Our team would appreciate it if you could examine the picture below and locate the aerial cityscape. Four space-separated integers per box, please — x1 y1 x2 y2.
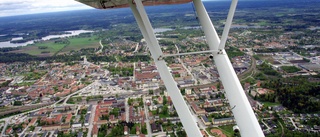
0 0 319 137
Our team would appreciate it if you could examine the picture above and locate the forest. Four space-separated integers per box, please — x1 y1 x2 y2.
260 77 320 113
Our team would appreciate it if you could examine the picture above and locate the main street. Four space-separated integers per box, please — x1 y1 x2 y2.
143 96 152 137
174 44 198 85
87 105 97 137
62 81 99 105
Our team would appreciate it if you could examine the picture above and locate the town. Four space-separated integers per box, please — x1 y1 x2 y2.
0 0 319 137
0 29 320 136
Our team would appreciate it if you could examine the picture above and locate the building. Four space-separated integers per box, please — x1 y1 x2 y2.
124 126 128 135
190 102 206 115
200 115 211 126
186 88 192 95
72 123 82 128
151 123 161 133
212 117 235 126
84 113 90 126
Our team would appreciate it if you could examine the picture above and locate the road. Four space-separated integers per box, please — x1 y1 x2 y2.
174 44 198 85
288 117 298 129
125 98 129 122
261 120 272 131
63 81 98 105
1 118 9 136
19 124 30 137
97 40 103 53
133 43 139 53
278 121 284 137
87 105 97 137
143 96 152 137
239 56 257 81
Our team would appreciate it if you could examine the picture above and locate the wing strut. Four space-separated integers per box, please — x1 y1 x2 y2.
193 0 264 136
129 0 203 136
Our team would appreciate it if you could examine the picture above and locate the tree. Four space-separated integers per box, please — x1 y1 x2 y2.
148 90 154 95
163 96 167 105
180 88 185 95
13 101 22 106
162 105 169 116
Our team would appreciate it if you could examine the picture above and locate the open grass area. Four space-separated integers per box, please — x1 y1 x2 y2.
13 41 66 56
11 35 100 56
59 36 100 54
218 125 236 137
262 101 281 107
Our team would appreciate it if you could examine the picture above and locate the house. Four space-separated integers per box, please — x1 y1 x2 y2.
190 102 206 115
72 123 82 128
5 127 12 135
77 132 83 137
65 113 72 123
200 115 211 126
109 115 118 124
158 96 163 104
124 126 128 135
136 125 140 135
92 124 98 137
87 105 92 113
151 123 161 133
42 125 61 131
28 118 37 127
186 88 192 95
61 123 70 130
84 114 90 126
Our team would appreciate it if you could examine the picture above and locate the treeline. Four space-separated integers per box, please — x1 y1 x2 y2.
254 48 288 53
0 53 80 63
0 47 21 52
108 66 134 77
261 77 320 113
226 46 245 58
0 52 150 63
257 62 280 76
118 55 151 62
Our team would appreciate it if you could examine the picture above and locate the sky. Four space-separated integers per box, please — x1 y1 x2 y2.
0 0 91 17
0 0 223 17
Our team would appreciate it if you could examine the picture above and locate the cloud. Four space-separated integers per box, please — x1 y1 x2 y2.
0 0 91 17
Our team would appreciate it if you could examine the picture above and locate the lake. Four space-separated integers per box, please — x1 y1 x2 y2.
0 30 94 48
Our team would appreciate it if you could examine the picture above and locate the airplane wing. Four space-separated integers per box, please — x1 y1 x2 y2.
75 0 192 9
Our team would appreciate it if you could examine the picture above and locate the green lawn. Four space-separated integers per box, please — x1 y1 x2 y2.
218 125 236 137
281 66 301 73
59 36 100 54
19 41 65 56
263 101 281 107
14 36 101 56
258 20 268 26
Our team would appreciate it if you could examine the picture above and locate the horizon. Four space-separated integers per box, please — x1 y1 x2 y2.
0 0 277 18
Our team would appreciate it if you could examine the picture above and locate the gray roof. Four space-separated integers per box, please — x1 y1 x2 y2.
85 113 90 122
214 117 234 122
201 115 210 122
77 132 83 137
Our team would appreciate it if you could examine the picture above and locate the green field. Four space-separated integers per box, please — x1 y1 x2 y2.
59 36 100 54
15 41 66 56
262 101 281 107
11 35 101 56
